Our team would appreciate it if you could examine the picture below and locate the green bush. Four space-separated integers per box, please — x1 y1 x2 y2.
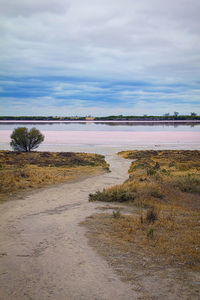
89 187 135 202
10 127 44 152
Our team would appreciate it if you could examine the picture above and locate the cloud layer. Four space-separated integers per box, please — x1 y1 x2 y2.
0 0 200 115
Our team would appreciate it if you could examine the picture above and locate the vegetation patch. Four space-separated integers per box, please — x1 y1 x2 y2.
0 151 109 201
89 184 136 203
83 209 200 299
87 150 200 273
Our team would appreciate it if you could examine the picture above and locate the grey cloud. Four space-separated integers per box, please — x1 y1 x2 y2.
0 0 200 113
0 0 69 17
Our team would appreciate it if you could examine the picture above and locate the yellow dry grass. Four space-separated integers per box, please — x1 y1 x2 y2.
88 150 200 270
83 210 200 268
0 150 109 201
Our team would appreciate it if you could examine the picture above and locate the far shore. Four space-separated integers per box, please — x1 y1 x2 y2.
0 119 200 124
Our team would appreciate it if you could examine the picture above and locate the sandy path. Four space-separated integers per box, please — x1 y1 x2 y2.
0 154 139 300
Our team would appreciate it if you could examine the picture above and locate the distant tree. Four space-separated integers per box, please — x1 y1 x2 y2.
10 127 44 152
164 113 170 117
174 112 179 116
191 112 197 116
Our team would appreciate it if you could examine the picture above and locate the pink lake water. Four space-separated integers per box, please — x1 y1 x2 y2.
0 122 200 154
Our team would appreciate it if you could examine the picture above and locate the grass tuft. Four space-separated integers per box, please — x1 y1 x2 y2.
113 208 121 219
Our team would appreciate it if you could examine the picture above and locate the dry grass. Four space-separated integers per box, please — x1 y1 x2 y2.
83 209 200 269
82 211 200 299
88 150 200 271
0 150 109 201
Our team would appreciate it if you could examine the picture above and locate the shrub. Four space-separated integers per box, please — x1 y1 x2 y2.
147 168 156 176
113 209 121 218
10 127 44 152
89 187 135 202
150 188 164 199
161 168 168 174
154 162 160 169
146 207 158 223
89 190 103 202
168 161 175 168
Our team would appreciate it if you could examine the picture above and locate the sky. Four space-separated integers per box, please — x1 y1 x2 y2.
0 0 200 116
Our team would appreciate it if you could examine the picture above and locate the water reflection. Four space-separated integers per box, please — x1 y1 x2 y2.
93 121 199 127
0 121 199 132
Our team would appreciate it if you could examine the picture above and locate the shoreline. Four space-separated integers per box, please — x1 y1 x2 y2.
0 119 200 124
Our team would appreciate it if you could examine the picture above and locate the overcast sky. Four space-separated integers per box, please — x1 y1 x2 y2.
0 0 200 116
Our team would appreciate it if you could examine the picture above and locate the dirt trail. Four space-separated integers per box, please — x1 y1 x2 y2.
0 154 140 300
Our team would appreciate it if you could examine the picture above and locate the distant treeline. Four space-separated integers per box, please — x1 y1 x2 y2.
0 116 86 121
94 115 200 121
0 115 200 121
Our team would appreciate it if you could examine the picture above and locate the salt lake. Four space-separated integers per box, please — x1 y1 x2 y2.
0 121 200 154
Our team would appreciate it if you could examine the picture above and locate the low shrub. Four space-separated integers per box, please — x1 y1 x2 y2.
113 209 121 218
161 168 168 174
147 168 157 176
146 207 158 223
150 188 164 199
89 186 135 202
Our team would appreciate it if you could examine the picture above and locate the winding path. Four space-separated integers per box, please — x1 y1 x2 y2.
0 154 139 300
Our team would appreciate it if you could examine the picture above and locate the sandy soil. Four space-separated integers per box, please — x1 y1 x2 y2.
0 154 141 300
